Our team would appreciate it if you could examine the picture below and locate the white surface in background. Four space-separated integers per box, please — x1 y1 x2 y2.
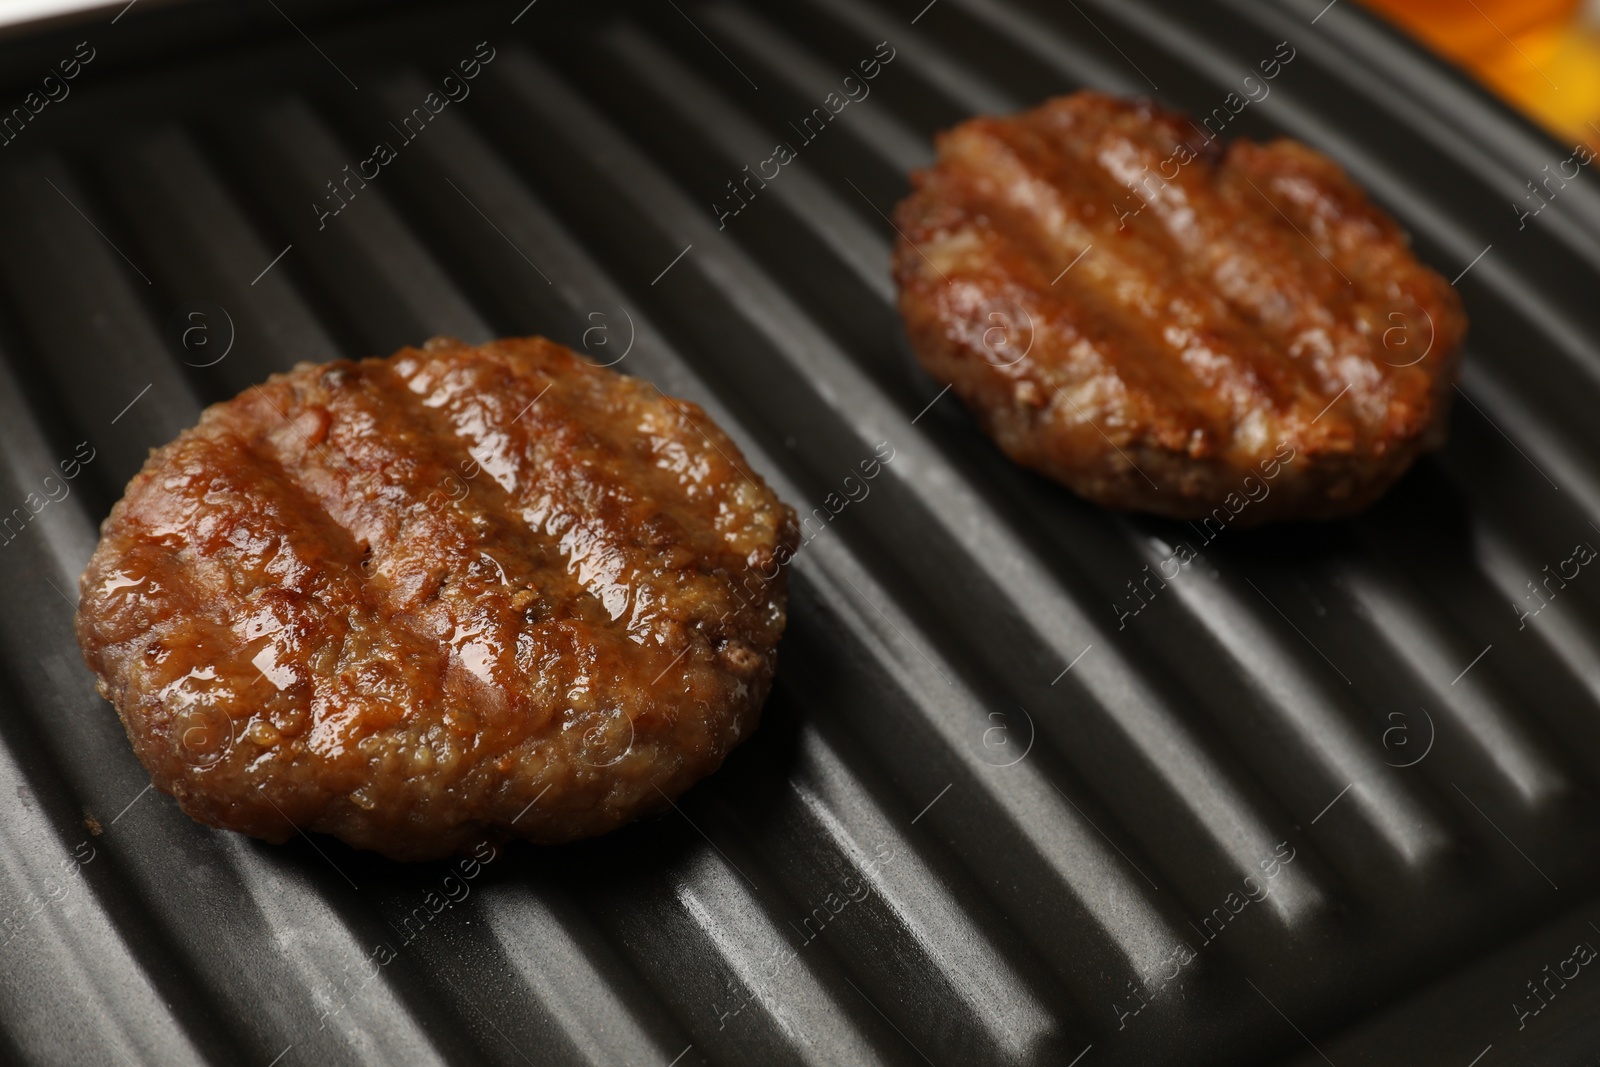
0 0 115 30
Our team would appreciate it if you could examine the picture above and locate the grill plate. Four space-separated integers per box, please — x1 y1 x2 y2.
0 0 1597 1063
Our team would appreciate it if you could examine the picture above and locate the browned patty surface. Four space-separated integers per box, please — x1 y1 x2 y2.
893 91 1467 524
76 336 796 861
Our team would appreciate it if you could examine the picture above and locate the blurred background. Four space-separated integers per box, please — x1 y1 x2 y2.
5 0 1600 144
1360 0 1600 145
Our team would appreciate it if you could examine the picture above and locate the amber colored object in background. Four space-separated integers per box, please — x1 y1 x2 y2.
1361 0 1600 145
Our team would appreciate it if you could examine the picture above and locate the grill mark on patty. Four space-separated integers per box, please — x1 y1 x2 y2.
75 337 795 859
1170 154 1365 359
291 358 650 756
400 339 782 649
1052 101 1359 344
495 342 759 564
919 97 1464 462
246 339 765 718
379 343 726 732
1220 143 1465 403
212 420 455 751
392 341 753 664
261 358 606 640
366 353 622 628
1184 143 1455 444
891 91 1465 523
938 124 1219 425
1055 102 1445 418
394 343 667 633
95 422 449 817
945 154 1230 452
964 111 1334 424
220 365 574 763
117 425 378 679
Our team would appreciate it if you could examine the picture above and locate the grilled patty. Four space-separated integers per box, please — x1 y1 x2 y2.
893 91 1466 524
76 336 795 861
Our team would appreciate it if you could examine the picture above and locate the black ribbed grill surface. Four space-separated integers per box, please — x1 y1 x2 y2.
2 1 1599 1064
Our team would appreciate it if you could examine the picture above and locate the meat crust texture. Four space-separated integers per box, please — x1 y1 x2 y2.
893 91 1466 524
75 336 797 861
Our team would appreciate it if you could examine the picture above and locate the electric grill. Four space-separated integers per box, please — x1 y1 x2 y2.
0 0 1597 1063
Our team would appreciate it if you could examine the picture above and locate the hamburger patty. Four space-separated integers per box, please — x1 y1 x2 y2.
76 336 796 861
893 91 1466 524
